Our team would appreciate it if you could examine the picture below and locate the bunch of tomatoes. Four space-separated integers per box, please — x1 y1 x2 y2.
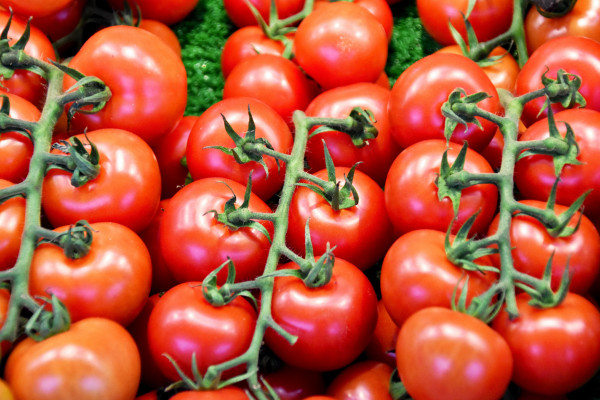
1 0 600 399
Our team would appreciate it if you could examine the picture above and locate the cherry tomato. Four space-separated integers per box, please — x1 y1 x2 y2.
5 318 141 400
363 299 399 367
397 307 513 400
223 0 305 28
326 360 394 400
0 180 25 271
107 0 200 25
492 292 600 395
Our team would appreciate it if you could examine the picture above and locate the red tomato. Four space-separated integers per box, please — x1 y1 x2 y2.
223 54 317 128
147 282 257 382
64 25 187 145
264 258 378 371
363 299 399 367
488 199 600 294
107 0 200 25
260 365 326 400
384 139 498 237
0 288 11 356
138 19 182 56
326 360 394 400
516 36 600 126
28 0 85 42
294 2 388 90
416 0 513 46
380 229 497 327
0 180 25 271
353 0 394 42
492 292 600 395
397 307 513 400
5 318 141 400
388 52 501 152
42 129 161 233
0 0 73 17
286 167 394 271
223 0 305 28
304 82 400 186
170 388 251 400
186 97 293 201
159 178 274 284
514 109 600 226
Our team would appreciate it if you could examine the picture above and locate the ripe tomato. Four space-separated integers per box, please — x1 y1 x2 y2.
492 292 600 395
0 288 11 356
223 0 305 28
397 307 513 400
352 0 394 42
138 19 182 57
170 388 251 400
326 360 394 400
304 82 400 187
363 299 399 367
0 0 73 17
416 0 513 46
159 178 273 285
147 282 257 382
5 318 141 400
286 167 394 271
186 97 293 201
294 2 388 90
388 52 501 152
42 128 161 233
516 36 600 127
107 0 200 26
0 180 25 271
488 199 600 294
27 0 85 43
384 139 498 237
259 364 326 400
264 258 378 372
64 25 187 146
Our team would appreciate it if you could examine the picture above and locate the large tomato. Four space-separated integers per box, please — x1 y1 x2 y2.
0 180 25 271
388 52 501 152
397 307 513 400
159 178 273 285
492 292 600 395
326 360 394 400
264 258 378 371
64 25 187 145
294 2 388 90
147 282 257 382
516 36 600 127
5 318 141 400
42 128 162 233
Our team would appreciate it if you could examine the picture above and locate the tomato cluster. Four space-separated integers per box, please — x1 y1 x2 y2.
1 0 600 399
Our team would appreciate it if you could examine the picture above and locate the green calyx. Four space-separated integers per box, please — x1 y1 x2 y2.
47 135 101 187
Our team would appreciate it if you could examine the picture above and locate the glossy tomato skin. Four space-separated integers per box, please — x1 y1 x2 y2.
29 222 152 326
65 25 187 146
363 299 399 367
186 97 292 201
42 129 161 233
159 178 273 285
223 54 316 128
384 139 498 237
147 282 257 382
352 0 394 42
107 0 199 25
294 2 388 90
0 288 11 356
287 167 394 271
5 318 141 400
138 19 182 56
28 0 85 43
514 109 600 226
488 200 600 294
417 0 513 46
223 0 305 28
326 360 394 400
264 258 378 372
0 180 25 271
0 0 73 17
388 52 501 152
516 36 600 126
170 388 250 400
304 82 400 186
380 229 497 327
492 293 600 395
397 307 513 400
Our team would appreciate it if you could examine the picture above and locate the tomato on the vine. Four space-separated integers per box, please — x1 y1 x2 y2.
0 180 25 272
223 0 305 28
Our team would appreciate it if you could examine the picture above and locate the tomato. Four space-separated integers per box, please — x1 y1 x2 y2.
0 378 13 400
384 140 498 237
524 0 600 54
363 299 399 367
294 2 388 90
0 0 73 17
388 52 501 152
170 388 251 400
0 11 56 107
353 0 394 42
138 19 182 57
264 258 378 371
28 0 85 43
223 54 317 128
64 25 187 146
260 365 326 400
326 360 394 400
0 180 25 271
514 109 600 227
147 282 257 382
516 36 600 127
159 178 273 285
492 292 600 395
0 288 11 357
304 82 400 187
186 97 293 201
488 199 600 294
380 229 497 327
107 0 200 25
223 0 305 28
286 167 394 271
397 307 513 400
42 128 161 233
416 0 513 46
5 318 141 400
